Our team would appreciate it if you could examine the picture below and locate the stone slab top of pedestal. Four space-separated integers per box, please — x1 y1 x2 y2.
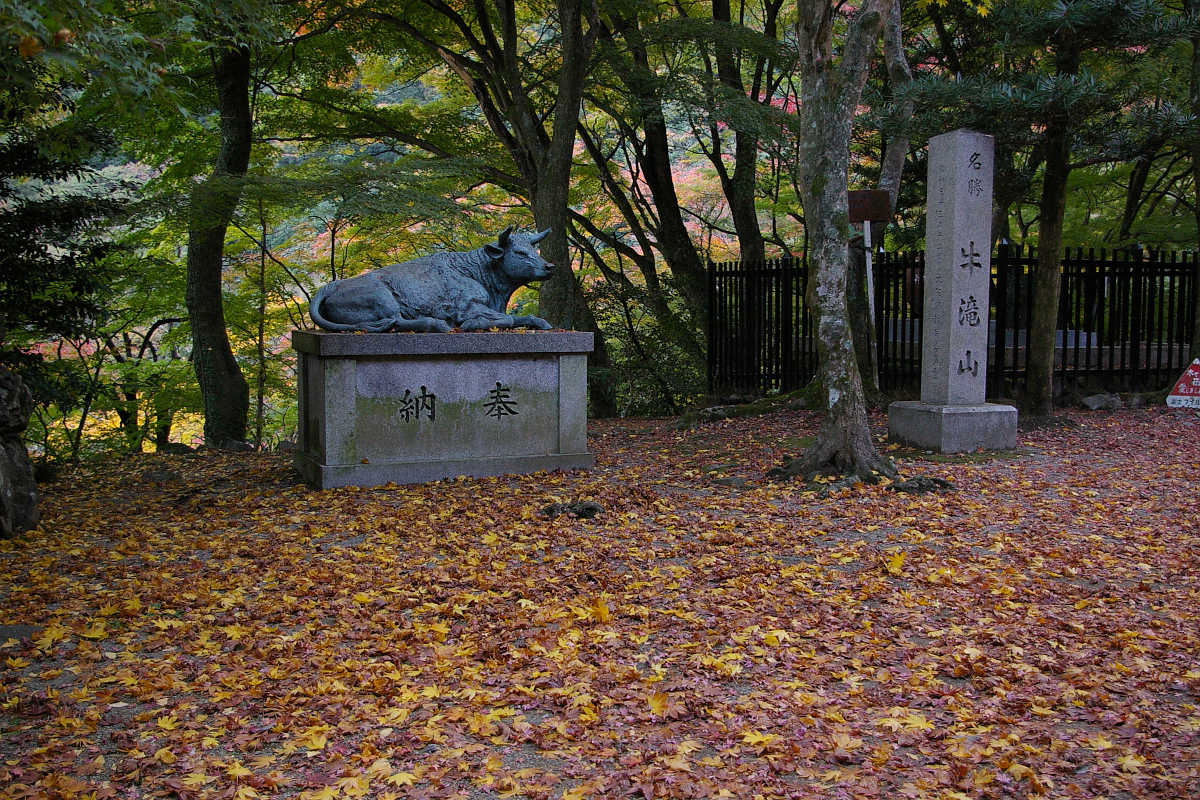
292 329 594 357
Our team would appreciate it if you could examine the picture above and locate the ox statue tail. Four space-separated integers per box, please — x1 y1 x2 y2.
309 282 394 332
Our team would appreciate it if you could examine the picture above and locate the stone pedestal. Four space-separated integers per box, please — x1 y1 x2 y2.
292 331 593 488
888 129 1017 452
888 402 1017 452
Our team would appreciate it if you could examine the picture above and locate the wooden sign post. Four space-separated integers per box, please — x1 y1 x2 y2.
848 189 892 322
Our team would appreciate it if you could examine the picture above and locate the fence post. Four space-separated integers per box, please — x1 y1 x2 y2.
1130 248 1143 391
780 257 794 391
991 244 1008 399
1191 251 1200 359
707 261 716 395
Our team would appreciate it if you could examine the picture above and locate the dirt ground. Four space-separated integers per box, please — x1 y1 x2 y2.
1 407 1198 799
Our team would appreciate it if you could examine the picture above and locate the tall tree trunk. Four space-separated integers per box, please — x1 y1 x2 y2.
1025 121 1070 417
186 44 251 447
785 0 896 481
1024 50 1080 417
529 0 617 416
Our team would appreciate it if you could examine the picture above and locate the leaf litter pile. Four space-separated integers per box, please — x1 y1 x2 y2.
2 408 1198 799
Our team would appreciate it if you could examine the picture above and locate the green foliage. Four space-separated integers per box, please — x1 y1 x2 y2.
871 0 1196 250
586 276 704 417
0 54 127 366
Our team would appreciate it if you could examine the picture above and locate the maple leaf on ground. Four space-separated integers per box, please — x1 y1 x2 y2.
761 628 789 646
830 731 863 755
181 772 215 788
1117 752 1148 773
882 550 906 576
34 623 70 651
79 621 107 640
741 730 778 747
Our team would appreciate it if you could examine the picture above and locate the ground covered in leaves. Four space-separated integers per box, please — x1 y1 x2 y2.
2 408 1199 799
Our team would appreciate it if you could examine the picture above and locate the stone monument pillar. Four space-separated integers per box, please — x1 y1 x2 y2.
888 129 1018 452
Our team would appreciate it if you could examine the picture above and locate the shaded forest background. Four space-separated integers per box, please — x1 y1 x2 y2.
4 0 1200 467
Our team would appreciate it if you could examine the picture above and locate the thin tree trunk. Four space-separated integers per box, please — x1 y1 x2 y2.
186 44 252 447
608 15 709 324
154 394 174 450
848 0 913 401
1119 151 1156 242
1025 125 1070 417
529 0 617 416
371 0 617 414
1025 101 1081 415
1024 44 1081 417
68 342 107 464
711 0 767 265
256 199 268 449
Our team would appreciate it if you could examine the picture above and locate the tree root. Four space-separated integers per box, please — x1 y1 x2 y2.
767 419 897 484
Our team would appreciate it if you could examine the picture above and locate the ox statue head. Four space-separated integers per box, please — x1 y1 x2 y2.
484 226 555 283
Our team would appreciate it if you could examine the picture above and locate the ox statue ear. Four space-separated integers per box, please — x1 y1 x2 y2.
530 229 551 244
484 242 504 261
496 225 514 249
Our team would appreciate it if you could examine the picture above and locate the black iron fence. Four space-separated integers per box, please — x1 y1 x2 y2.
708 245 1199 398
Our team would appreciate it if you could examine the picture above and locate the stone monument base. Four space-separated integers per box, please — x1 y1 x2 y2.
292 331 593 489
887 401 1018 453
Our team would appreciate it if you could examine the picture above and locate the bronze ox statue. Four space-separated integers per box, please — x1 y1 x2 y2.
309 227 555 332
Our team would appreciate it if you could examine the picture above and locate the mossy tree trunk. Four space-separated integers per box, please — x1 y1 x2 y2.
790 0 896 481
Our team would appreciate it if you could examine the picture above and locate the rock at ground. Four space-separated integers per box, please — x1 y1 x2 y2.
712 476 749 488
141 469 182 485
676 405 735 428
0 368 38 537
1081 392 1123 411
887 476 956 494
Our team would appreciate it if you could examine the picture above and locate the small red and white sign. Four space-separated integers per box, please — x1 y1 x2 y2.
1167 358 1200 408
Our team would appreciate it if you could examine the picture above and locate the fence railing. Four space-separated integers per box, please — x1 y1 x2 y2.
708 245 1199 398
